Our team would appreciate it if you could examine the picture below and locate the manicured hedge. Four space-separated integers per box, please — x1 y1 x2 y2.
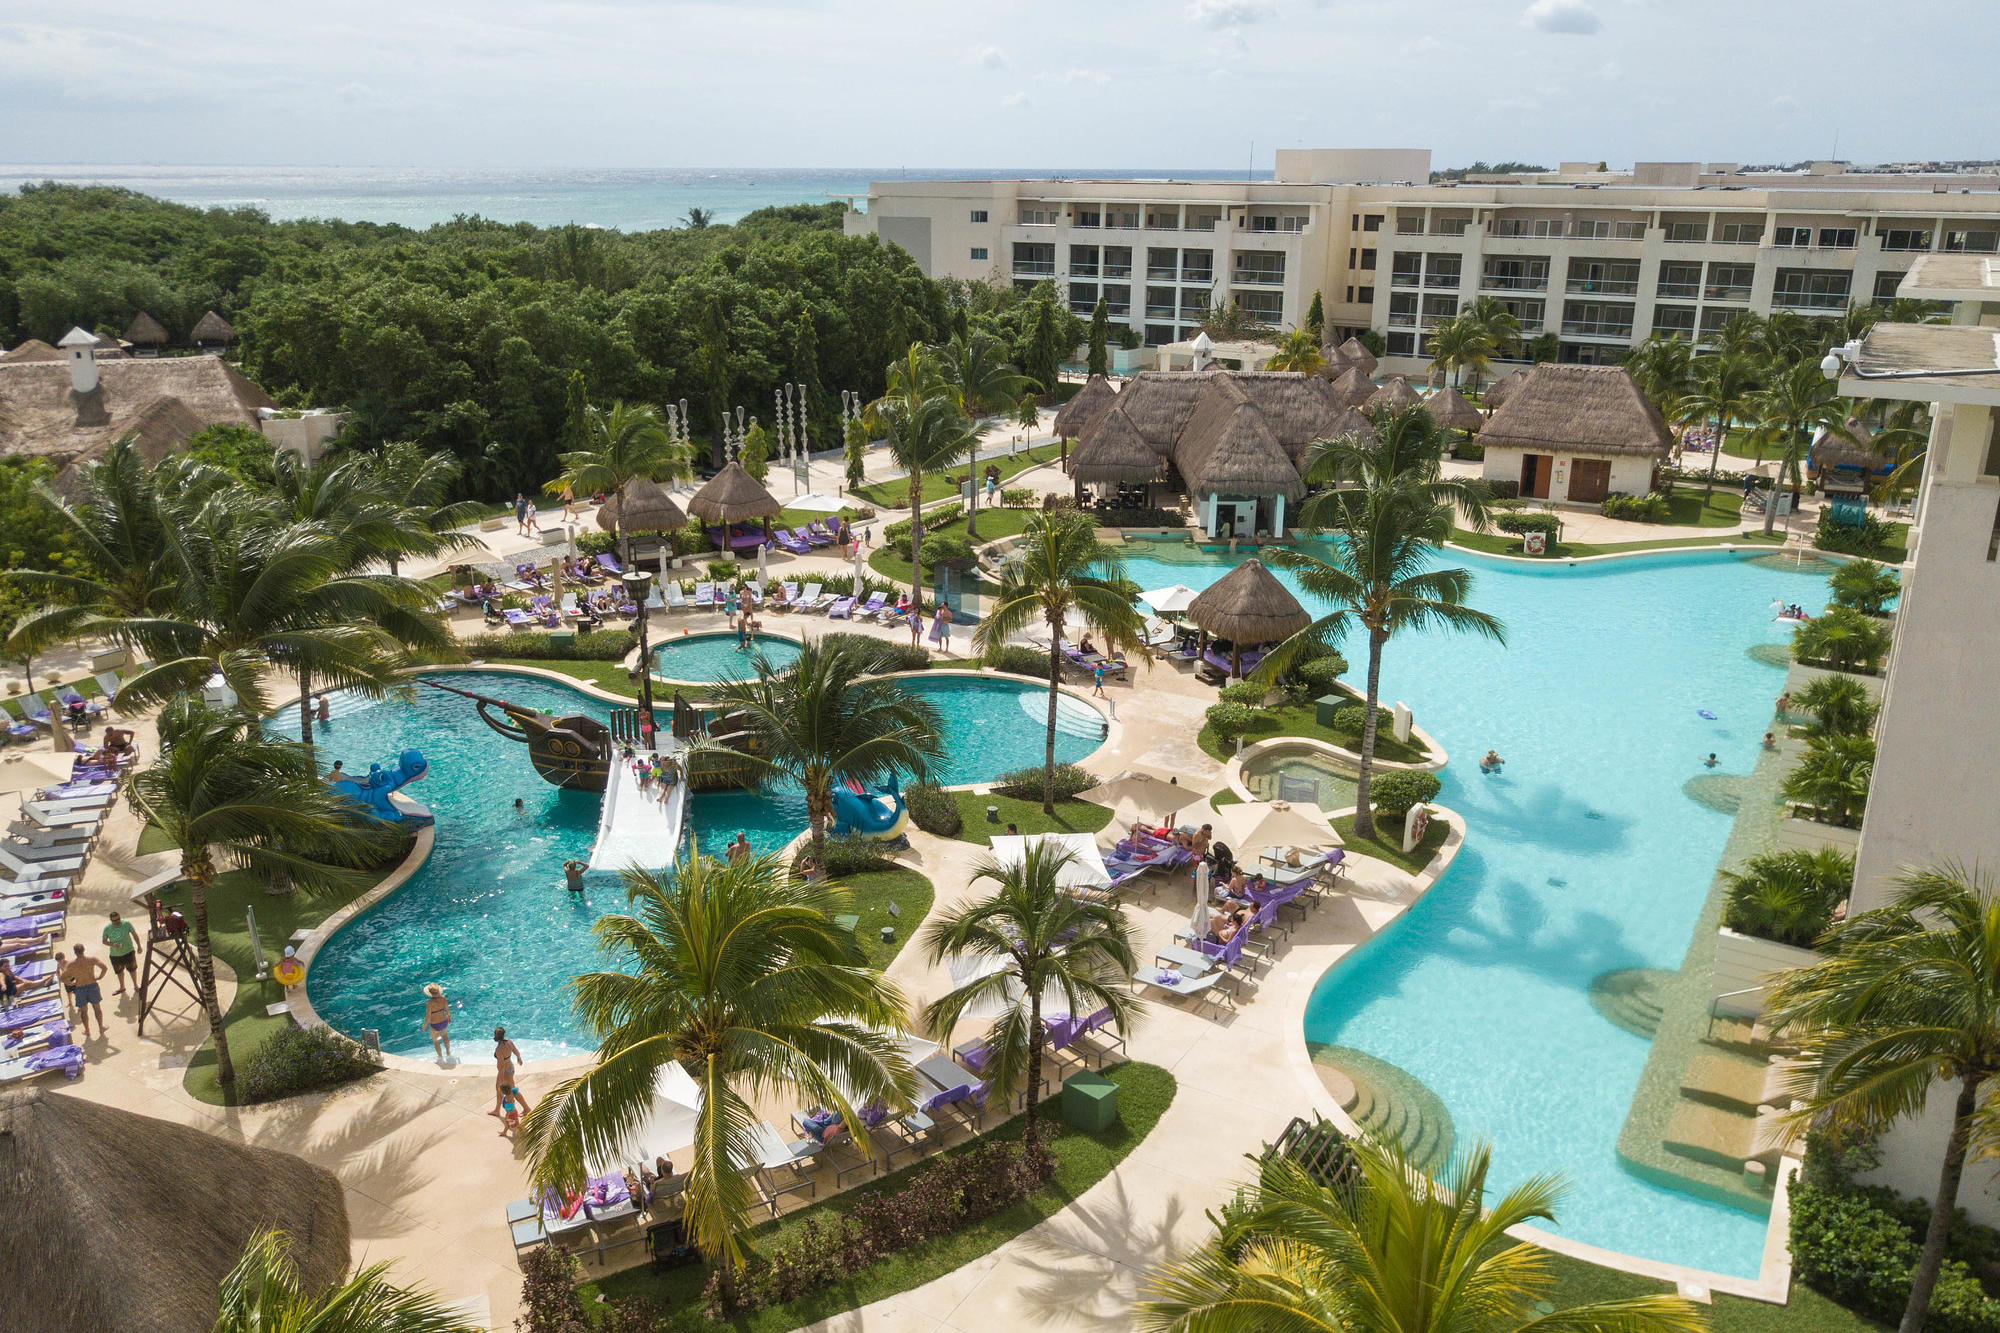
1369 770 1441 819
993 763 1097 800
903 781 962 837
239 1024 380 1103
984 644 1054 678
464 628 635 661
1495 511 1560 536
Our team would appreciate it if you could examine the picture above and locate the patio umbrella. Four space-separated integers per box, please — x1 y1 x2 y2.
852 539 867 587
1214 798 1342 855
586 1061 705 1173
1191 860 1212 939
1078 769 1199 827
757 540 769 581
789 492 848 514
0 751 76 794
1138 584 1200 616
986 833 1112 888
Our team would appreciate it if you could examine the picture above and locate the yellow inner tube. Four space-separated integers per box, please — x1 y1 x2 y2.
274 958 306 986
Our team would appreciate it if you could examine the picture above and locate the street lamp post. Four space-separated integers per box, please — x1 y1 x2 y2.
625 569 656 747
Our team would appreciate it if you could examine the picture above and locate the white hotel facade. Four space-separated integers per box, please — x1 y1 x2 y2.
843 149 2000 376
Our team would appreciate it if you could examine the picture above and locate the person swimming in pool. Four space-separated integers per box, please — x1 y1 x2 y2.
1480 749 1505 773
1703 753 1719 767
1763 732 1777 750
563 859 588 894
513 797 526 817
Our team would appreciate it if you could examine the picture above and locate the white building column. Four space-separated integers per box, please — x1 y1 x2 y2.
1204 494 1219 537
1272 493 1286 539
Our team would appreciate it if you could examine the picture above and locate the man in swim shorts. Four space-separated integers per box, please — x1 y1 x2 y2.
61 943 108 1038
101 911 140 996
563 859 588 894
423 982 453 1061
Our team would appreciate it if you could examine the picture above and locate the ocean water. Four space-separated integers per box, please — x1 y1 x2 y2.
1117 544 1824 1278
0 164 1274 231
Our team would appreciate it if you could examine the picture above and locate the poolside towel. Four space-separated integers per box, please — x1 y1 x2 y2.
0 999 62 1031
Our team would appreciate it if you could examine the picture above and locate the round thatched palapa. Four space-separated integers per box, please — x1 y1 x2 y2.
1317 346 1353 381
124 311 170 346
1054 374 1118 440
1335 336 1379 378
1484 367 1529 412
1424 386 1484 432
686 460 783 523
1366 376 1422 411
190 310 235 345
0 1088 351 1333
1329 365 1375 407
1186 558 1310 646
597 475 688 534
1320 404 1377 444
1069 403 1163 485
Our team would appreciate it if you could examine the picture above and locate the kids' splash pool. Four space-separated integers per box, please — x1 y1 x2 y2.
653 631 801 682
1119 541 1826 1278
298 669 1102 1060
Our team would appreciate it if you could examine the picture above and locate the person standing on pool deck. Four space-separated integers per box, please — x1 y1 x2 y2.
62 944 108 1038
908 606 923 649
929 604 952 654
101 911 140 996
490 1027 528 1118
563 859 588 894
424 983 453 1062
514 492 528 535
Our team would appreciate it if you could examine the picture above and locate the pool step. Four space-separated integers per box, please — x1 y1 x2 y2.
1309 1044 1455 1174
1589 968 1675 1040
1746 642 1793 670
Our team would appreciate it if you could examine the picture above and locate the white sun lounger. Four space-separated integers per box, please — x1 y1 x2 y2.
0 845 82 877
1131 965 1235 1014
5 822 94 850
663 582 687 610
797 582 827 611
17 802 100 830
92 673 127 712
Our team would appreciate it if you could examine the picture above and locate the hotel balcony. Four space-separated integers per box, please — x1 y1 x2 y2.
1013 262 1056 277
1772 291 1850 311
1561 320 1635 339
1480 275 1547 292
1145 302 1178 318
1566 279 1639 296
1232 269 1286 286
1146 266 1178 281
1655 282 1701 299
1703 285 1753 302
1388 311 1417 328
1106 303 1131 318
1069 264 1099 278
1182 269 1214 285
1423 275 1461 289
1391 273 1421 289
1103 264 1132 279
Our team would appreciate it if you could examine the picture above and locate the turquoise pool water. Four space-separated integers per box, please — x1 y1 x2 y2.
299 670 1101 1060
1117 543 1826 1278
654 631 801 682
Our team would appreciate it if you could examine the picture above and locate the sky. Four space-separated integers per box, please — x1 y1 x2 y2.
2 0 1995 172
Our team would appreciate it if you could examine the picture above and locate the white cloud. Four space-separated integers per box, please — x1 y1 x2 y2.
1001 91 1031 108
1523 0 1600 34
971 43 1007 70
1400 34 1441 58
1034 67 1111 86
1184 0 1273 29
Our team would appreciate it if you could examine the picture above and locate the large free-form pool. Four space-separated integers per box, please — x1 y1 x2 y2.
1119 540 1824 1278
299 669 1102 1061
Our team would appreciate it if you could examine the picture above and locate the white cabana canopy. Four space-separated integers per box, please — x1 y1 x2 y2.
1213 798 1342 853
788 493 848 514
586 1061 704 1174
1138 584 1201 616
1078 769 1201 827
0 751 77 794
986 833 1112 889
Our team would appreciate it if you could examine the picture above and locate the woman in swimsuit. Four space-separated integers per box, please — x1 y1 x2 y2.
423 983 453 1062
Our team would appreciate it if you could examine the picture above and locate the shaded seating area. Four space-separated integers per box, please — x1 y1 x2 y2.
686 462 783 553
1184 558 1309 682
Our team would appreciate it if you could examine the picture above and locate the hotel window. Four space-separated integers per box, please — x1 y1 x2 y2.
1142 324 1176 346
1355 285 1374 304
1147 248 1178 281
1019 207 1056 226
1614 220 1647 239
1069 283 1098 315
1234 290 1284 322
1772 268 1851 310
969 247 988 261
1068 245 1099 277
1652 305 1697 339
1071 208 1100 228
1494 297 1543 333
1107 209 1139 230
1880 227 1932 252
969 209 988 223
1396 215 1425 235
1185 210 1221 232
1717 221 1763 244
1431 217 1469 236
1423 253 1461 288
1493 217 1564 238
1233 251 1287 285
1566 258 1639 295
1345 286 1354 303
1360 248 1376 269
1011 242 1055 275
1103 285 1131 316
1943 228 2000 253
1386 331 1416 356
1772 226 1812 248
1704 262 1754 300
1572 220 1612 239
1560 301 1635 337
1390 252 1422 287
1873 272 1906 304
1388 292 1419 327
1179 291 1207 319
1481 256 1548 291
1181 249 1213 282
1145 208 1180 230
1657 261 1703 299
1349 249 1357 268
1420 293 1458 326
1817 227 1858 249
1364 214 1383 231
1145 287 1177 318
1102 246 1133 278
1664 221 1708 242
1698 307 1736 337
1247 213 1281 233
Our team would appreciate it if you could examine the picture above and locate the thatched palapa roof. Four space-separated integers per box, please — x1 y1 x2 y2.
0 1088 351 1333
598 475 688 533
1174 376 1305 501
1335 337 1379 377
1483 367 1529 411
1320 405 1376 446
1054 374 1117 440
1187 558 1310 645
0 355 275 467
1329 365 1375 407
1480 364 1673 458
686 460 783 523
1366 376 1422 411
1810 417 1887 475
124 311 170 346
1069 403 1164 484
1423 386 1484 432
190 310 235 345
0 339 61 364
1318 346 1352 380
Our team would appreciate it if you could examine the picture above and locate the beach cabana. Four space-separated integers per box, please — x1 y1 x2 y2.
1366 375 1422 412
1334 336 1379 378
190 310 235 352
1054 374 1118 466
2 1088 351 1333
686 461 784 552
1478 364 1673 504
1424 386 1485 442
1068 402 1165 504
124 311 170 357
1185 557 1310 679
598 476 688 542
1329 365 1375 408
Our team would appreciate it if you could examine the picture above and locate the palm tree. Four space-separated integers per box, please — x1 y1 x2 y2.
1423 314 1493 390
1682 354 1761 500
546 401 689 569
1264 328 1326 375
973 510 1146 813
937 332 1029 540
361 441 486 575
920 840 1140 1163
866 344 979 611
1134 1136 1707 1333
1622 334 1695 427
1463 294 1524 378
1789 673 1878 738
1260 419 1503 839
213 1228 478 1333
707 636 946 871
1746 360 1852 533
683 206 714 229
1766 867 2000 1333
521 848 917 1292
130 700 395 1093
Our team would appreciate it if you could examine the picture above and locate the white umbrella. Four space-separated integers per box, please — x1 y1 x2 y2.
1139 584 1201 616
0 751 76 794
658 546 670 580
757 539 769 580
1192 860 1212 939
852 540 867 586
986 833 1112 888
1078 770 1199 827
1215 798 1342 855
587 1061 705 1173
789 492 849 514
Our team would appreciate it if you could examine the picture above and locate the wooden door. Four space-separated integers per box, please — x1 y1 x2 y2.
1568 458 1612 503
1520 453 1552 499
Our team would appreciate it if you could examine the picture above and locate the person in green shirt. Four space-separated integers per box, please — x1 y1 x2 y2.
101 912 140 996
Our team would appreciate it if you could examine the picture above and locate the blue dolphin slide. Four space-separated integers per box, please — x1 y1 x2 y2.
831 775 910 840
330 750 434 826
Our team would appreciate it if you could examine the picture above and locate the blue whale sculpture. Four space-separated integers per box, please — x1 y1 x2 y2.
331 749 433 826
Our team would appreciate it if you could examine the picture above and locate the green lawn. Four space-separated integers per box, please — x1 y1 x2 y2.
1541 1249 1882 1333
174 855 412 1105
1662 488 1747 527
866 505 1037 589
837 867 934 969
1196 697 1433 766
482 657 638 698
587 1061 1176 1331
950 791 1116 845
1333 810 1449 876
849 443 1067 510
1452 526 1788 560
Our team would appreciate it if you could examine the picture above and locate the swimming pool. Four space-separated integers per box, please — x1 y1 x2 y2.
654 631 801 683
1238 743 1360 811
299 669 1102 1060
1115 543 1826 1278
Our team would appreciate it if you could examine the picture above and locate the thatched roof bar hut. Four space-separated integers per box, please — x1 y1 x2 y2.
1186 557 1310 677
1424 386 1485 433
1483 367 1529 412
1329 365 1375 408
597 476 688 536
1366 375 1422 411
124 311 170 351
190 310 235 349
1053 374 1117 447
1479 365 1672 457
1335 336 1379 378
686 461 783 550
1068 403 1164 486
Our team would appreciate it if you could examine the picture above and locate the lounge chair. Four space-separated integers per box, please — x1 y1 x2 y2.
530 596 559 628
774 529 812 555
56 688 107 723
1661 1100 1796 1171
1132 964 1234 1014
32 785 114 807
1264 848 1344 889
854 592 887 620
596 553 624 576
690 583 714 611
0 1044 83 1083
1680 1053 1800 1112
5 820 94 850
3 714 35 743
664 582 687 611
20 802 101 830
802 522 835 547
797 582 827 611
1068 1006 1128 1065
503 607 533 629
826 596 856 619
17 697 53 731
0 845 81 878
0 916 65 946
0 835 87 863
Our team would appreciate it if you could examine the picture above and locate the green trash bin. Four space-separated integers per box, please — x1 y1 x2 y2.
1062 1069 1118 1132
